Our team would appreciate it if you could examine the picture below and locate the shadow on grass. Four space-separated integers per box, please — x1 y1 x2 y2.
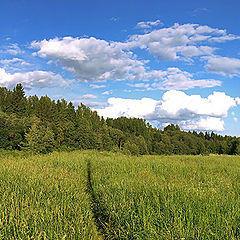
87 160 118 239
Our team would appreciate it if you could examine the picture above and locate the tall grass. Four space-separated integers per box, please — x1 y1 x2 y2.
0 151 101 240
0 150 239 239
89 152 240 239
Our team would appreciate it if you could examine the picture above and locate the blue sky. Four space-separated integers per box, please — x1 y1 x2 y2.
1 0 240 135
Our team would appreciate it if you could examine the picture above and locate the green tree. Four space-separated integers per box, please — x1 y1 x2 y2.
123 141 140 156
7 83 27 116
25 120 55 153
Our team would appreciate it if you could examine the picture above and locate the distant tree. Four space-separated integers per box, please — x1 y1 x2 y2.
0 83 240 156
0 111 9 148
25 120 55 153
7 83 27 116
123 141 140 156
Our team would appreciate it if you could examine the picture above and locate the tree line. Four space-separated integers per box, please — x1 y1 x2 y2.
0 84 239 155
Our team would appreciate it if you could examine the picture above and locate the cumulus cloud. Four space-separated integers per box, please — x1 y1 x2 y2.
30 23 240 91
181 117 224 131
150 67 221 90
136 20 163 29
96 97 158 119
204 56 240 76
126 67 220 90
128 23 239 60
96 90 239 131
31 36 147 82
31 36 221 90
0 68 69 89
149 90 237 120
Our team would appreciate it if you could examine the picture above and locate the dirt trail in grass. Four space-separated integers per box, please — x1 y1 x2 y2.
87 160 118 239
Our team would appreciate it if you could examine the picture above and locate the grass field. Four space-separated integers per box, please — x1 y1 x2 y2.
0 151 239 239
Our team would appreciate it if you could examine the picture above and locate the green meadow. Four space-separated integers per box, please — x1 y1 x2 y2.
0 151 239 239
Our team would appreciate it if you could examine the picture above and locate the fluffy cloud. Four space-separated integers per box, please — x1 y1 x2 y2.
31 37 147 82
128 23 239 60
204 56 240 76
31 36 221 90
136 20 163 29
181 117 224 131
148 90 237 121
96 97 158 119
126 67 220 90
0 68 69 89
96 90 239 131
150 67 221 90
30 23 240 91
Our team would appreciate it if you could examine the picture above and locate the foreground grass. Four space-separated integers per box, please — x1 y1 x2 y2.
89 152 240 239
0 150 239 239
0 151 100 240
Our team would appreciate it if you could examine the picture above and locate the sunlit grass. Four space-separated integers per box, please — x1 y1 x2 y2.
90 153 240 239
0 151 101 240
0 150 239 239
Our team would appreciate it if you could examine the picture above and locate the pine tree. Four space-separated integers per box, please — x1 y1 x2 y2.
8 83 27 116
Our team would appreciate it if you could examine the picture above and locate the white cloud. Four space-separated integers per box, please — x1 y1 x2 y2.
95 90 239 131
89 84 106 89
136 20 163 29
149 90 237 120
30 24 239 90
31 36 147 82
204 56 240 76
31 36 220 90
180 46 215 58
102 90 112 95
5 43 24 55
0 58 31 66
81 94 97 99
209 35 240 43
0 68 69 89
150 67 221 90
128 23 239 60
234 117 238 122
181 117 224 131
96 97 158 119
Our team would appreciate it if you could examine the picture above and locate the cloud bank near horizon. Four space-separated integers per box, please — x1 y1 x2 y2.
95 90 239 132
